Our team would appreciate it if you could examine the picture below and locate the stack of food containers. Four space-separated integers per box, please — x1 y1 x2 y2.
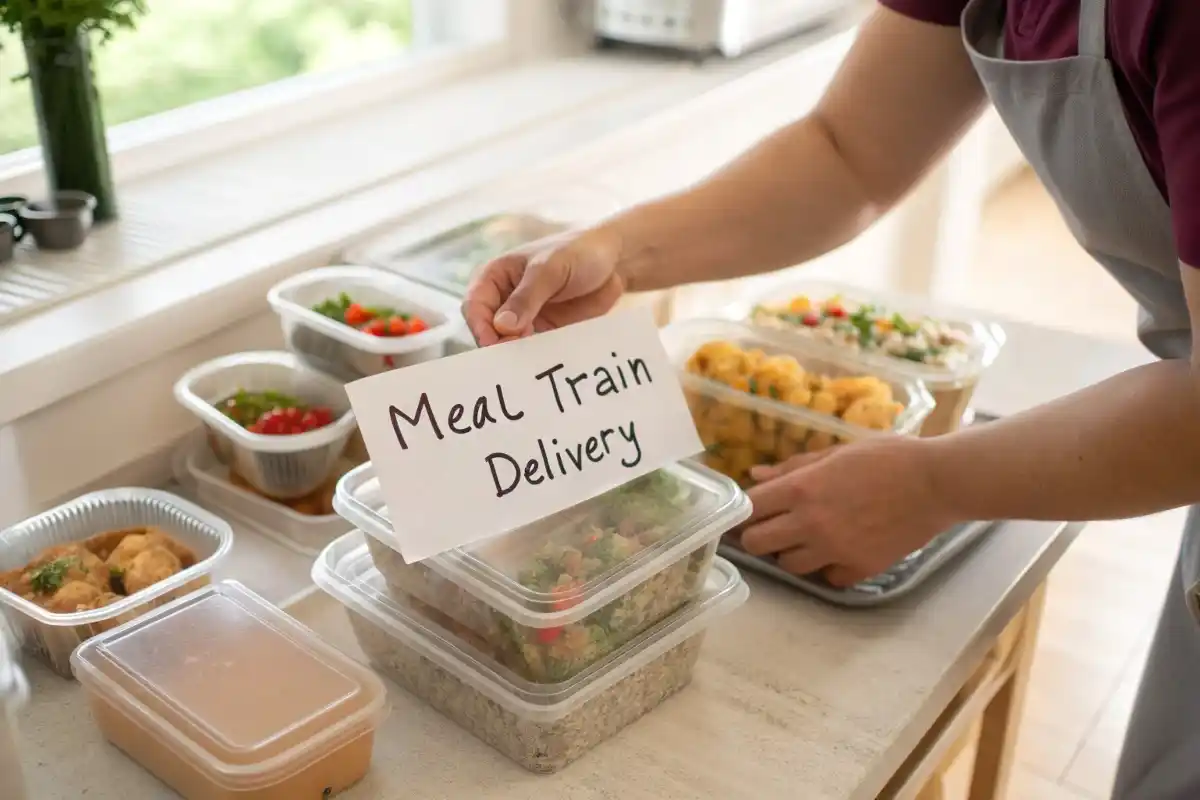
172 266 463 555
730 281 1005 437
660 318 935 487
0 616 29 800
315 459 752 772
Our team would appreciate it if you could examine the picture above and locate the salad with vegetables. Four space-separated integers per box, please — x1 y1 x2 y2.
312 292 431 338
216 390 335 435
367 470 717 683
751 293 972 369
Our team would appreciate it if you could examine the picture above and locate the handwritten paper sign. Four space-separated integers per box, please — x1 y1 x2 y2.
344 307 704 563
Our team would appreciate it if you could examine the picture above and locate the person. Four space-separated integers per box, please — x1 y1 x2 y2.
463 1 1200 796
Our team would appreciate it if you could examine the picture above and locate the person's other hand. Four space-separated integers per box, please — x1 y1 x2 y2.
741 436 958 587
462 226 627 347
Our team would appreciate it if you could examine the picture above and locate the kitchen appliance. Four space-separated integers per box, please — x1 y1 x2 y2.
593 0 848 59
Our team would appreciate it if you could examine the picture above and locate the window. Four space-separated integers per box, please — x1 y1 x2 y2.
0 1 424 156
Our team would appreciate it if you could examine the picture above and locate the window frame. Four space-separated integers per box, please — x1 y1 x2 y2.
0 0 519 197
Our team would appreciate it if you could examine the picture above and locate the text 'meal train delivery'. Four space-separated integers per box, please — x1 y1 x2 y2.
345 308 704 563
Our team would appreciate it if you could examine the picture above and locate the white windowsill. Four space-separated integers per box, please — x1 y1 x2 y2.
0 18 863 429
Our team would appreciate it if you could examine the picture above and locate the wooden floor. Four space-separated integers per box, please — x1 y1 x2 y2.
937 170 1183 799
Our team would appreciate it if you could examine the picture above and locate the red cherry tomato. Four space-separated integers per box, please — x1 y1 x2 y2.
536 627 563 644
387 316 408 336
344 303 373 326
408 318 428 334
801 312 821 327
365 318 387 336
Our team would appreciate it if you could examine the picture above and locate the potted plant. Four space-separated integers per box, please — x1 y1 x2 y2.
0 0 146 223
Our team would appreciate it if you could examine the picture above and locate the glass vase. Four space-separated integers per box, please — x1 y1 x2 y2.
24 32 117 222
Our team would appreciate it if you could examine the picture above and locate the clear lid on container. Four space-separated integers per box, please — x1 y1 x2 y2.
313 531 748 723
334 461 750 628
71 581 387 791
729 281 1006 389
661 318 934 437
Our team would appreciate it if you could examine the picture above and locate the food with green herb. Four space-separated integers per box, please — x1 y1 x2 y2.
0 527 197 615
682 339 903 486
365 470 716 683
217 389 335 435
312 292 431 338
751 293 972 369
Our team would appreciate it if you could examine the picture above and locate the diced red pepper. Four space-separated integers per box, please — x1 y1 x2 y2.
825 304 846 318
801 312 821 327
383 355 396 369
537 627 563 644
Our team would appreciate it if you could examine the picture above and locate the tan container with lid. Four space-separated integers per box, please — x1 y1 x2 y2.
71 580 388 799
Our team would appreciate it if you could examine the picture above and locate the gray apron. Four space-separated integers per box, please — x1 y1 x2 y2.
960 0 1200 796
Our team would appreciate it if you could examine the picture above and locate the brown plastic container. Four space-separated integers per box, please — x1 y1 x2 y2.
71 581 388 799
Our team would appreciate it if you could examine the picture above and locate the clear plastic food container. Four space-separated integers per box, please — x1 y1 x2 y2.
72 580 388 800
334 461 750 684
313 531 748 774
731 281 1005 437
660 318 933 486
267 266 463 382
181 443 354 557
0 489 234 677
0 617 29 800
174 351 358 499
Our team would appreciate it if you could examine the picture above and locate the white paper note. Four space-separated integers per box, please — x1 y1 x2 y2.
344 307 705 563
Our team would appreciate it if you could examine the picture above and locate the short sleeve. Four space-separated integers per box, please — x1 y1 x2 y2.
879 0 969 27
1151 1 1200 266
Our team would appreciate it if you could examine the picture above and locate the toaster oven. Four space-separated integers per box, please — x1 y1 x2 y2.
593 0 849 58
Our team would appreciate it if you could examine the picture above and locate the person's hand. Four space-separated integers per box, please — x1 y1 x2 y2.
462 226 627 347
741 435 959 587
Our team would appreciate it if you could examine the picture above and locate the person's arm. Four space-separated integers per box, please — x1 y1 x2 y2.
921 270 1200 522
613 6 987 292
917 0 1200 523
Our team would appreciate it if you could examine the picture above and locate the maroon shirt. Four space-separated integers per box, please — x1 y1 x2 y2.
880 0 1200 266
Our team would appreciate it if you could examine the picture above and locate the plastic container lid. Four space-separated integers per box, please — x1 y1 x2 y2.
313 531 748 723
334 461 750 629
71 580 388 791
267 266 463 356
660 318 935 438
174 351 357 455
730 281 1006 389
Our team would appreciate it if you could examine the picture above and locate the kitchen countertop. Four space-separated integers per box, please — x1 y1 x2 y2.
9 313 1155 800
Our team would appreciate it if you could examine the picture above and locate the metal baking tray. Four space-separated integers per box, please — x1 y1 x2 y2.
362 213 569 299
719 411 999 607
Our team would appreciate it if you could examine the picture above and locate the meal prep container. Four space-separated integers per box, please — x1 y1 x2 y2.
0 617 30 800
267 266 463 382
313 532 748 773
362 213 570 298
174 351 358 500
660 318 933 486
334 461 750 684
730 281 1004 437
181 444 354 557
0 489 233 677
72 580 388 800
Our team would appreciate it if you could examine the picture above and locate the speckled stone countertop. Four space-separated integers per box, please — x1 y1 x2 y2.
8 316 1155 799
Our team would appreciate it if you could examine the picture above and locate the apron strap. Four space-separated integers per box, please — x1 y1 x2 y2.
1078 0 1106 58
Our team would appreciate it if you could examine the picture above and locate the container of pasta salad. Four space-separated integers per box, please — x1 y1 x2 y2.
660 319 934 486
333 460 750 684
735 282 1004 437
313 530 749 774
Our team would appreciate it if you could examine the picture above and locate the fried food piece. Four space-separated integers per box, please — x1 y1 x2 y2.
44 580 103 613
123 547 183 595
